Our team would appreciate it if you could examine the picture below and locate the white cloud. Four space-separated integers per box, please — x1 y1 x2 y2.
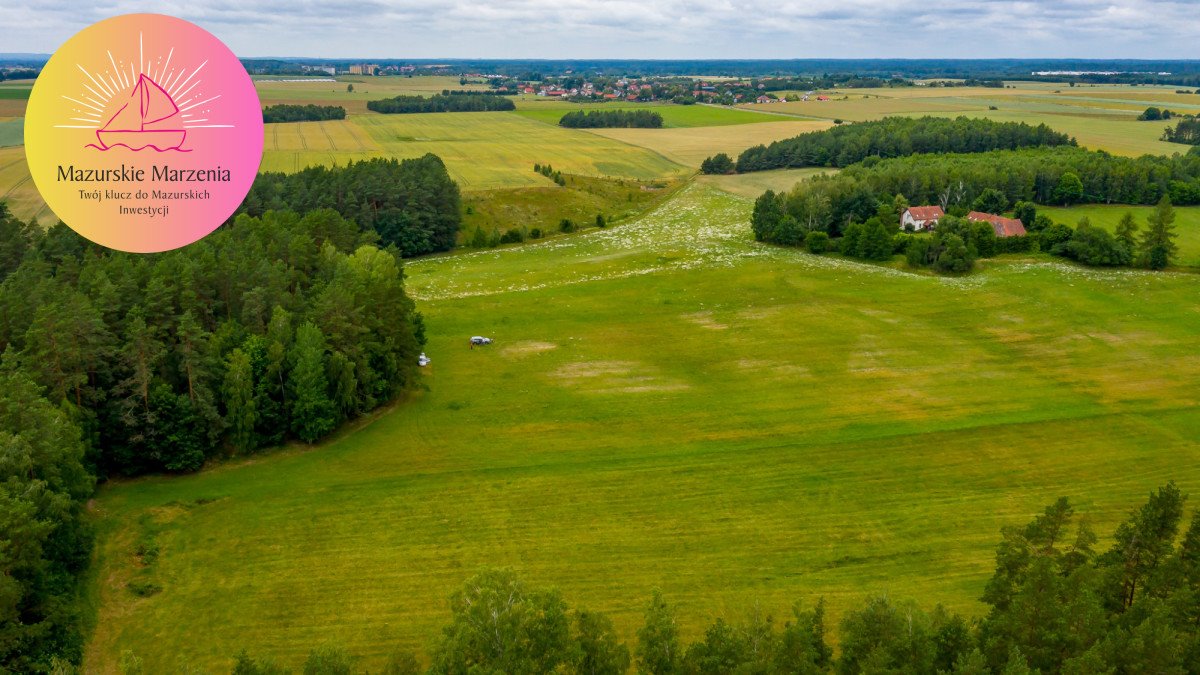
5 0 1200 58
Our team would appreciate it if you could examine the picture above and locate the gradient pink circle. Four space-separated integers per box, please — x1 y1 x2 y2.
25 14 263 252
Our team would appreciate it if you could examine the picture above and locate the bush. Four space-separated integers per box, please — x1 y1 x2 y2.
499 228 525 244
529 228 543 239
559 219 577 233
805 231 830 253
700 153 735 175
127 580 163 597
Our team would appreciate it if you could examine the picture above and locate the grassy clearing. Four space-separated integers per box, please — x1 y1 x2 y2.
695 168 832 198
87 184 1200 673
260 113 688 189
515 104 787 128
586 119 832 168
461 173 683 240
1039 204 1200 267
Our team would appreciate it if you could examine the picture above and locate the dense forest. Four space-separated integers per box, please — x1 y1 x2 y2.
727 117 1076 173
262 104 347 123
559 109 665 128
366 93 516 114
225 483 1200 674
239 156 462 257
0 198 429 670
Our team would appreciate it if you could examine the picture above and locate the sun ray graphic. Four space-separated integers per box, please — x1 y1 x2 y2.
56 32 234 150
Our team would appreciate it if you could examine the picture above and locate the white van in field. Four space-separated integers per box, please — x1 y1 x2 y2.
469 336 492 345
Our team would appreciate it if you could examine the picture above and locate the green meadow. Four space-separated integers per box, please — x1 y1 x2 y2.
1040 203 1200 267
87 184 1200 673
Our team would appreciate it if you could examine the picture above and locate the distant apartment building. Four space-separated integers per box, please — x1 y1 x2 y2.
349 64 380 76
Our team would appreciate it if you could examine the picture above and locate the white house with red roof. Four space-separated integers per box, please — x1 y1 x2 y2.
901 206 944 231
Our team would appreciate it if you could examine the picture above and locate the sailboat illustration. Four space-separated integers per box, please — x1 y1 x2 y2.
94 73 188 152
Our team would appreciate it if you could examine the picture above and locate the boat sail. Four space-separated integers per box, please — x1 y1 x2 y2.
95 73 187 151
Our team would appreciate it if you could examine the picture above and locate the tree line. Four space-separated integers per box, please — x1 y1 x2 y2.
1164 118 1200 145
239 156 462 257
559 110 665 129
0 204 426 477
752 184 1181 273
763 147 1200 241
0 199 428 670
262 104 348 123
366 93 516 114
194 483 1200 674
723 117 1075 173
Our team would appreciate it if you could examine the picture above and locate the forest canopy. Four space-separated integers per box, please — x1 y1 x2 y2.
366 93 516 114
730 116 1076 173
558 109 665 128
261 104 347 123
239 155 462 257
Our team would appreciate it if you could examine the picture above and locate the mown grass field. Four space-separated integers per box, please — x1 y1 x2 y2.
586 119 832 168
0 146 52 222
1040 203 1200 267
695 167 833 198
259 113 689 189
87 183 1200 673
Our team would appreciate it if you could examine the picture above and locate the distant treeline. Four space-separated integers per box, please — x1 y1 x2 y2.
0 68 37 81
804 146 1200 212
559 109 664 128
724 117 1075 173
226 483 1200 674
239 155 462 257
366 93 516 114
233 58 1200 80
1164 118 1200 145
440 89 515 96
262 104 347 123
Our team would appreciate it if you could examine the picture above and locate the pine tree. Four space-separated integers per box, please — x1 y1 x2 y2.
287 322 336 443
1139 195 1178 269
223 348 257 453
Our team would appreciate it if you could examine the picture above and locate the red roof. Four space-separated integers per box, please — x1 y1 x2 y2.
968 212 1027 237
905 206 944 222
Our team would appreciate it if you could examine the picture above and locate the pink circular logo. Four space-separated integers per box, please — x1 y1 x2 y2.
25 14 263 252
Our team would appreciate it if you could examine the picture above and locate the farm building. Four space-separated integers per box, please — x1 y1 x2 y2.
901 206 944 231
968 212 1027 237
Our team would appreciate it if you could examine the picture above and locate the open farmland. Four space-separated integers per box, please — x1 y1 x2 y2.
0 146 51 222
586 119 832 168
739 83 1197 156
86 182 1200 673
260 112 688 189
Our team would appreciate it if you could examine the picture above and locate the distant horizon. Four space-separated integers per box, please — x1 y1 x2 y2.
8 1 1200 61
6 54 1200 64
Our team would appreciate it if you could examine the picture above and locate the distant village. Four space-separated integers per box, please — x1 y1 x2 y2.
280 63 906 105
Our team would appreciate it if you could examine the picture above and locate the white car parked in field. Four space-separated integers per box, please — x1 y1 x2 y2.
470 336 492 345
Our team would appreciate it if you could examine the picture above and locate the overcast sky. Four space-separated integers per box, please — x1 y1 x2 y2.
7 0 1200 59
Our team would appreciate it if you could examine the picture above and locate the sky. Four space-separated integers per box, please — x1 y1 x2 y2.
6 0 1200 59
